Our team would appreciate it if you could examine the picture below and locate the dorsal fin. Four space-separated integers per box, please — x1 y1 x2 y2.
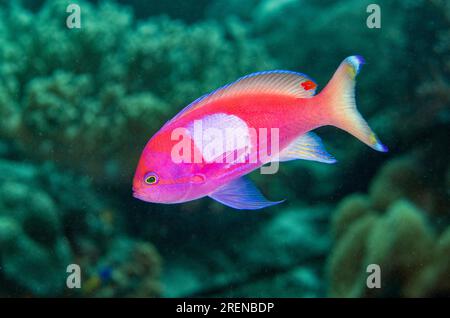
170 70 317 122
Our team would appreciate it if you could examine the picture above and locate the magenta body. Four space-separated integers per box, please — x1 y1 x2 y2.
132 92 327 204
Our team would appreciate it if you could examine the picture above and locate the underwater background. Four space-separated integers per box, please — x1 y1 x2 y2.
0 0 449 297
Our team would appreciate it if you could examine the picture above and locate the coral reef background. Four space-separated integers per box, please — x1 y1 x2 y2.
0 0 448 297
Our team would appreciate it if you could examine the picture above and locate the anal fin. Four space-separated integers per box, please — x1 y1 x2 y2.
277 132 336 164
209 177 283 210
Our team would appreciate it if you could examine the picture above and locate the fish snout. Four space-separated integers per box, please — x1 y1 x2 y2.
132 185 163 203
133 185 192 204
132 189 144 200
132 184 149 201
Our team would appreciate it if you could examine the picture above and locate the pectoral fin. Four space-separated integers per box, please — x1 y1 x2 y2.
209 177 283 210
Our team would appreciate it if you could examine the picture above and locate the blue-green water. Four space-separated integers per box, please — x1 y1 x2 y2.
0 0 449 297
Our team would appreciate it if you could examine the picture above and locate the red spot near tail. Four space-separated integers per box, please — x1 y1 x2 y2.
301 80 316 91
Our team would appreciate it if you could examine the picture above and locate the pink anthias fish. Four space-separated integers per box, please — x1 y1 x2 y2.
132 56 387 210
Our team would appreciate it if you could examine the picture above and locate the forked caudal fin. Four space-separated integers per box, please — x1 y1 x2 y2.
318 56 388 152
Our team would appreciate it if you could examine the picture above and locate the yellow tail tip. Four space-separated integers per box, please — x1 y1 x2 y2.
370 133 388 152
345 55 365 76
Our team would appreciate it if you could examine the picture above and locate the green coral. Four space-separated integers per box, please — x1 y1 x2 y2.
368 157 427 211
327 157 450 297
0 162 73 296
0 159 161 297
0 0 273 184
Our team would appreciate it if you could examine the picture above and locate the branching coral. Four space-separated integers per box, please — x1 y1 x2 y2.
0 160 85 296
0 179 72 296
327 157 450 297
0 0 273 185
0 159 161 297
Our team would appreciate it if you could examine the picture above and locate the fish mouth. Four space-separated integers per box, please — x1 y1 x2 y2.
132 189 145 201
132 184 192 203
132 188 159 203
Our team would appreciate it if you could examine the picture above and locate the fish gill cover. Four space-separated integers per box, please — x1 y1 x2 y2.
0 0 448 297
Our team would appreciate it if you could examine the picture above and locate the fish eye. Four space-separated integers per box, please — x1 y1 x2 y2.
144 172 158 185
